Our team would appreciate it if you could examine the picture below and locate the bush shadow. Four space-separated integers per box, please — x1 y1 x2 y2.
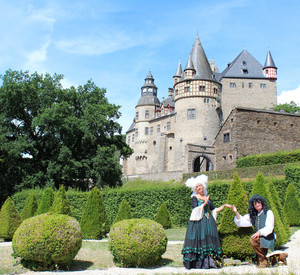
68 259 94 271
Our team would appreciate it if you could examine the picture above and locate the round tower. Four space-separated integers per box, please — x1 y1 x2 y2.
133 71 160 174
263 50 277 79
172 36 222 172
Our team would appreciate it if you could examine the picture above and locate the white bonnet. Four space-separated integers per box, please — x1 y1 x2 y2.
185 174 208 196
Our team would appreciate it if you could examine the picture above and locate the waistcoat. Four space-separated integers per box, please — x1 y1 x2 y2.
255 211 275 251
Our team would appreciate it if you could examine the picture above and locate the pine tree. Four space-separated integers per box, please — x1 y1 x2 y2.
268 182 290 237
284 183 300 226
36 187 54 215
80 187 110 239
0 197 22 240
20 193 38 220
154 202 172 229
113 199 132 225
50 185 72 216
251 172 269 202
219 173 253 259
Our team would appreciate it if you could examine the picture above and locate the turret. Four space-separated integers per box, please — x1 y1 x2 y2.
184 55 196 79
263 50 277 79
173 60 182 86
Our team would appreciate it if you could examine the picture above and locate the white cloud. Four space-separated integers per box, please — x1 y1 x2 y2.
278 85 300 106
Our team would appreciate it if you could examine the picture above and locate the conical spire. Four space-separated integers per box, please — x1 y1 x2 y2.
190 36 213 80
184 55 195 71
174 60 182 76
264 50 276 68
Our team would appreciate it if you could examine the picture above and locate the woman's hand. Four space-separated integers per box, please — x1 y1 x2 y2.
203 195 210 206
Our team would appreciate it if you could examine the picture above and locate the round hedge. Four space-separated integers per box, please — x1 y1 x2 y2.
108 219 167 267
12 213 82 270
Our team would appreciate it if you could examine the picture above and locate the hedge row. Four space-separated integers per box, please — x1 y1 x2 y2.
183 162 300 181
236 150 300 168
11 177 293 228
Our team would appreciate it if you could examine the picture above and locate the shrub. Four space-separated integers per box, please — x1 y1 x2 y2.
20 194 38 220
12 213 82 270
80 187 110 239
284 183 300 226
251 172 269 201
109 219 167 267
285 165 300 197
113 199 132 225
219 173 253 260
36 188 54 215
154 202 172 229
268 182 290 237
50 185 72 216
0 197 22 240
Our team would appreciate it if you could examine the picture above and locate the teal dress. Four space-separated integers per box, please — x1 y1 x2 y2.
182 196 222 269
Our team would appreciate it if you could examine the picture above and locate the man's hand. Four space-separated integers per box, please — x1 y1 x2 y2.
251 231 260 239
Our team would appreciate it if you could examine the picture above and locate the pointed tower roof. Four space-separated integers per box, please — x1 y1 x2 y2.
137 71 160 107
220 49 266 79
174 60 182 77
184 55 195 71
190 36 213 80
264 50 277 68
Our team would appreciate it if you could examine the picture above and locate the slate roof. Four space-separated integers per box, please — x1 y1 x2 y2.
264 50 277 68
219 49 266 80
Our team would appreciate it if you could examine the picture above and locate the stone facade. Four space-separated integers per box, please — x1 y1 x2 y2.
215 108 300 170
123 36 290 179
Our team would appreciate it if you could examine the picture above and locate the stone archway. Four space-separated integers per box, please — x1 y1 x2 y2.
193 155 213 172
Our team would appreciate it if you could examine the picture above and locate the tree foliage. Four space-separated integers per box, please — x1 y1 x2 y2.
20 193 38 220
272 101 300 114
113 199 132 225
0 70 133 204
50 185 72 216
36 187 54 215
0 197 22 240
154 202 172 229
284 183 300 226
80 187 110 239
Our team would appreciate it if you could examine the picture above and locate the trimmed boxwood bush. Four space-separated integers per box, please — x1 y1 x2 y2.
285 164 300 197
0 197 22 240
36 188 54 215
109 219 167 267
113 199 132 225
219 173 253 260
12 213 82 270
80 187 110 239
20 194 38 220
50 185 72 216
284 183 300 226
155 202 172 229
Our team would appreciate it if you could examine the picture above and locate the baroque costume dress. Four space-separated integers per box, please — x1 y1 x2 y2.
182 196 222 269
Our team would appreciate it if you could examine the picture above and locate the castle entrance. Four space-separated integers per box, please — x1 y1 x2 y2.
193 155 212 172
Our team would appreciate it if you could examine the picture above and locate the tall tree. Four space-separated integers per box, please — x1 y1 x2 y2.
272 101 300 114
0 70 132 203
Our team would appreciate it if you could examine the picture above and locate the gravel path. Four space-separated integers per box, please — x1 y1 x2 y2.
2 230 299 275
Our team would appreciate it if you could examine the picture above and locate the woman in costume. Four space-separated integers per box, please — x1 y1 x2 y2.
182 174 229 269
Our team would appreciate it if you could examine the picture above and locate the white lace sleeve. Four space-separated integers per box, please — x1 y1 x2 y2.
234 213 252 227
189 205 204 221
211 208 217 221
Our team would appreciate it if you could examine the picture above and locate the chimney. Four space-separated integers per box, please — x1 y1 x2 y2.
168 88 174 98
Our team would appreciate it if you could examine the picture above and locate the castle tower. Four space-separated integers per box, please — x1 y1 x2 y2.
128 71 160 174
172 36 222 172
263 50 277 79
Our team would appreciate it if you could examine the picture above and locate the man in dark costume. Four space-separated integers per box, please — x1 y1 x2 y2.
230 194 276 268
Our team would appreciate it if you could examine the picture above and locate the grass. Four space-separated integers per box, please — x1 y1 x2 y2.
0 227 298 274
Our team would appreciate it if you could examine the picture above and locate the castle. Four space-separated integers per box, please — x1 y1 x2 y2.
123 36 300 180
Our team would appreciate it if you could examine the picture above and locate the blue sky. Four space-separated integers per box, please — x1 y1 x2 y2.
0 0 299 133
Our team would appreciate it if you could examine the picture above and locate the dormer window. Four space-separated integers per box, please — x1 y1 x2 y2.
242 69 248 74
242 61 247 66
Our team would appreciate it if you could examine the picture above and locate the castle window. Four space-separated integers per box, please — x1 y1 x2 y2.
242 82 245 88
260 83 266 88
204 98 210 103
248 83 253 88
127 136 130 144
223 133 230 143
145 127 149 135
223 155 227 160
257 120 261 124
175 89 178 95
167 122 171 130
135 128 138 136
184 86 190 92
199 85 205 91
150 127 153 135
291 123 294 127
136 112 139 119
153 141 156 145
187 109 196 119
169 146 172 150
242 69 248 74
145 110 149 118
213 88 218 94
274 122 277 126
230 82 236 88
132 134 135 142
204 136 207 140
157 124 160 133
242 61 247 66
